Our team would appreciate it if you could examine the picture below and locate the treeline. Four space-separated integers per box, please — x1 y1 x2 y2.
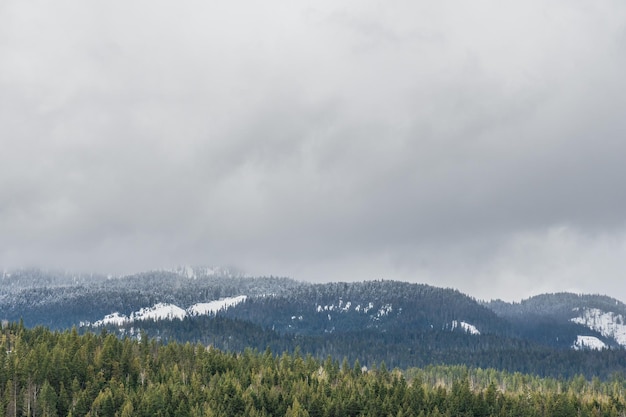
2 322 626 417
106 315 626 380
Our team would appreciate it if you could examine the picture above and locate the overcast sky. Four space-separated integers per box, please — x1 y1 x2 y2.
2 1 626 301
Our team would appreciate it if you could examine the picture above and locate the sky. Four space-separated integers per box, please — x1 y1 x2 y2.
1 1 626 301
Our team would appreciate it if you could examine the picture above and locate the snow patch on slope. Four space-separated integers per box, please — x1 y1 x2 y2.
451 320 480 335
378 304 393 316
571 308 626 346
88 296 247 327
93 312 127 327
133 303 187 321
189 295 247 316
572 335 607 351
315 301 393 321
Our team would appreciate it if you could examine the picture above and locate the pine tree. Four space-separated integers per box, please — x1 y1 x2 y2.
38 380 58 417
285 398 310 417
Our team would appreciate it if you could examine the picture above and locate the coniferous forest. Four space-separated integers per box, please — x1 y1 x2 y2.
2 322 626 417
6 272 626 382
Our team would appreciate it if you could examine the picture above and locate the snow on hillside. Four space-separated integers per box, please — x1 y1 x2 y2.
133 303 187 321
315 300 394 320
571 308 626 346
572 335 607 351
92 312 127 327
188 295 247 315
378 304 393 316
451 320 480 335
87 296 247 327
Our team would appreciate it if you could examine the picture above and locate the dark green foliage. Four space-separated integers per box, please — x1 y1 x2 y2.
2 323 626 417
103 314 626 380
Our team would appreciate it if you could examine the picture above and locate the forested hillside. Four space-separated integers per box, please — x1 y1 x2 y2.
2 323 626 417
4 269 626 380
485 293 626 349
103 314 626 380
0 268 302 328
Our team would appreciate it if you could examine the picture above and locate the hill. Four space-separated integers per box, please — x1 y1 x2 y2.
3 267 626 379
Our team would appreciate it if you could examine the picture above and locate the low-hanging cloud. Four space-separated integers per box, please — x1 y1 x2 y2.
2 0 626 300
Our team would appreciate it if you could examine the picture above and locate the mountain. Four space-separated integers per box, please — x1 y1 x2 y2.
2 267 626 379
484 293 626 349
0 267 301 328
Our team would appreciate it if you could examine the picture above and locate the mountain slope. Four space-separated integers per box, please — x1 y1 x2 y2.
484 293 626 349
3 268 626 379
0 267 302 328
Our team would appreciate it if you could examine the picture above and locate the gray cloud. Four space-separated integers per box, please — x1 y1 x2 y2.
2 1 626 300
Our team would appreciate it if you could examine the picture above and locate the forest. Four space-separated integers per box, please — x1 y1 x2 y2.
2 321 626 417
108 313 626 381
6 271 626 382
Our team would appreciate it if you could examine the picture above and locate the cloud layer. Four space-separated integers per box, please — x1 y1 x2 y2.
2 1 626 300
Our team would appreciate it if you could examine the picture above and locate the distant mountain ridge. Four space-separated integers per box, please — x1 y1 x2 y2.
2 267 626 379
484 293 626 350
